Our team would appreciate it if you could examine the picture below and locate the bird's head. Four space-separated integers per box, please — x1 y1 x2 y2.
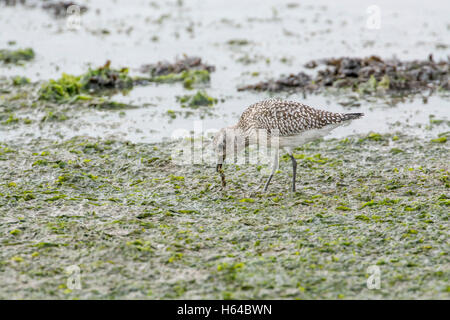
212 126 246 188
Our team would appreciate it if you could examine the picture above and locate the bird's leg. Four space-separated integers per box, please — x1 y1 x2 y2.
263 174 273 192
263 148 279 192
289 154 297 192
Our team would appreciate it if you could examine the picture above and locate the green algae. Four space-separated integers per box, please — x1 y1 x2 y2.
0 48 35 64
38 73 83 102
227 39 250 46
358 75 378 94
80 61 133 92
1 113 20 125
38 61 133 103
431 136 447 143
0 133 448 299
12 76 31 86
9 229 21 236
140 56 215 89
177 90 218 109
149 69 210 89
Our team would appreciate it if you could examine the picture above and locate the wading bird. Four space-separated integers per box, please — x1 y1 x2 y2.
213 98 363 192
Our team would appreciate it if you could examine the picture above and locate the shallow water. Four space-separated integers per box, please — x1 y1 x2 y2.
0 0 449 143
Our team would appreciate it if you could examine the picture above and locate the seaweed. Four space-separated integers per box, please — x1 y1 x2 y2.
149 69 210 89
0 134 448 299
38 61 133 102
42 1 88 18
238 55 450 97
0 48 35 64
0 0 88 18
80 61 133 92
141 56 215 88
141 55 215 76
11 76 30 86
38 73 82 102
176 91 218 109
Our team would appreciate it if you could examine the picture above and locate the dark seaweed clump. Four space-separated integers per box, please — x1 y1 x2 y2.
140 56 215 89
0 0 87 17
141 55 215 76
80 60 133 92
239 55 450 95
0 0 27 6
42 1 88 18
239 71 312 92
0 48 34 64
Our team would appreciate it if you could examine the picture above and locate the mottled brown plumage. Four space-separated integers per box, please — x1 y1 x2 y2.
214 98 364 192
236 98 363 136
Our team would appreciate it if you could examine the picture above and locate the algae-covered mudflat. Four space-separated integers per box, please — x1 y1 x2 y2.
0 132 448 299
0 0 449 300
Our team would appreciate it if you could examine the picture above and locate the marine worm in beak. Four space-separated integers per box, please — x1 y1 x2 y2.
216 164 226 187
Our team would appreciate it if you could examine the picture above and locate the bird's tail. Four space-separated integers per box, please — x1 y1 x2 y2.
342 113 364 121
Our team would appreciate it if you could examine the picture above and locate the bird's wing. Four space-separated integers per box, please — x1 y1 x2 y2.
239 99 347 136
